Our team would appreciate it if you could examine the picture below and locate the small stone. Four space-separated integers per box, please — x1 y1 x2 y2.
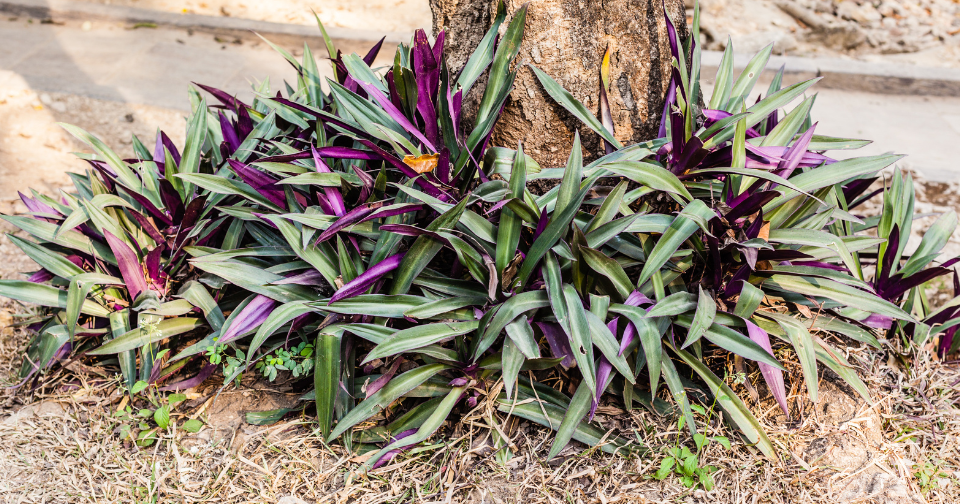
50 101 66 113
39 93 51 105
81 21 91 31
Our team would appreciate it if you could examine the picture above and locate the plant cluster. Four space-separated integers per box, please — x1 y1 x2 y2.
2 0 959 472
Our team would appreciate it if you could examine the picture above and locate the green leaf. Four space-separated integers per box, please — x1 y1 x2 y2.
504 315 540 359
329 363 451 440
637 199 715 288
763 313 818 402
60 123 141 192
563 285 596 396
584 311 635 384
683 287 716 349
389 198 468 295
708 40 734 110
177 281 225 332
182 418 203 433
764 155 902 213
2 215 116 265
6 234 84 279
674 315 785 370
728 44 773 110
531 66 621 149
474 4 527 128
403 296 487 319
190 259 315 303
764 274 911 322
364 321 479 363
320 295 432 318
496 146 527 280
601 162 693 201
277 172 342 186
177 99 208 199
517 185 590 288
501 337 525 400
556 134 584 216
547 379 593 459
89 318 203 355
456 0 507 96
0 280 110 317
474 291 550 359
669 344 775 458
608 304 662 393
501 394 636 456
248 301 314 364
153 406 170 429
315 330 341 440
579 246 632 302
361 386 466 470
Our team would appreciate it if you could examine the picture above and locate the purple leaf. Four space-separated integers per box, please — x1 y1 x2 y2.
371 429 418 469
158 178 184 221
271 97 371 139
745 320 789 418
158 363 216 391
378 224 444 241
270 270 327 286
329 252 406 304
118 185 173 225
590 356 614 421
536 322 575 369
227 159 287 209
432 30 445 64
436 148 450 185
533 211 549 240
28 269 54 283
365 358 402 398
18 192 59 216
154 130 181 168
103 230 148 301
314 146 386 161
219 111 241 155
220 295 278 343
193 82 249 111
145 244 164 285
773 123 817 181
861 313 893 330
413 30 441 147
725 191 779 221
312 145 346 217
316 201 386 243
363 37 386 66
352 165 375 202
352 79 438 152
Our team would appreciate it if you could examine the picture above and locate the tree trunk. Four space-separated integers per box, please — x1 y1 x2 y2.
430 0 689 167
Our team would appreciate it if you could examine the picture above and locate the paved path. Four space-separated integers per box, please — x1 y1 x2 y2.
0 17 958 181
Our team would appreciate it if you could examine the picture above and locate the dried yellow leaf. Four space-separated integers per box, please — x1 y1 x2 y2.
403 153 439 174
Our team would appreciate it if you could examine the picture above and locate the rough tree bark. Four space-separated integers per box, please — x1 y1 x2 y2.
430 0 689 168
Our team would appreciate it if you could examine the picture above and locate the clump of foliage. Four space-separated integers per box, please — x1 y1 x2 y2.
0 117 230 392
3 0 960 473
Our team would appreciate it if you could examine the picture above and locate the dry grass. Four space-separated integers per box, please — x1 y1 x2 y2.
2 304 960 504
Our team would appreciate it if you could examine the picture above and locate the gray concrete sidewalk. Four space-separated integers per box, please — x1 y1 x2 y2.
0 16 958 181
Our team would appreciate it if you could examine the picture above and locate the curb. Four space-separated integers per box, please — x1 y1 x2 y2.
1 0 957 97
0 0 413 46
700 50 960 97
